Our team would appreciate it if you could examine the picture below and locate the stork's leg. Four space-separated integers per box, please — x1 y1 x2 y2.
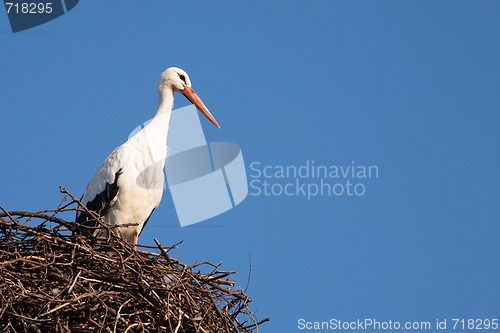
133 233 138 245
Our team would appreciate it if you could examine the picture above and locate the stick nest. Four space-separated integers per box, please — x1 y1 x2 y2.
0 188 267 332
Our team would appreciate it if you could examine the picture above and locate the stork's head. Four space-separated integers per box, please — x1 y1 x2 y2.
159 67 220 128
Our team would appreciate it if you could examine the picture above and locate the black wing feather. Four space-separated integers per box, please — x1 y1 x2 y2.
139 208 155 237
76 169 123 230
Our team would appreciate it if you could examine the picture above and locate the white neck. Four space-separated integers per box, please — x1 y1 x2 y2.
148 84 174 139
156 84 174 117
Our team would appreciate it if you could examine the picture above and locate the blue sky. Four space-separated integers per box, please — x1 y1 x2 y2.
1 1 499 332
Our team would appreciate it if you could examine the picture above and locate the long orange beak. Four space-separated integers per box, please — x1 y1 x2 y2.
182 86 220 129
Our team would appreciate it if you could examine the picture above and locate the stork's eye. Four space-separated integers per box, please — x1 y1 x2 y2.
178 74 186 84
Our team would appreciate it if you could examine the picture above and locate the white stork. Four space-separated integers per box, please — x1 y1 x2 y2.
76 67 220 244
